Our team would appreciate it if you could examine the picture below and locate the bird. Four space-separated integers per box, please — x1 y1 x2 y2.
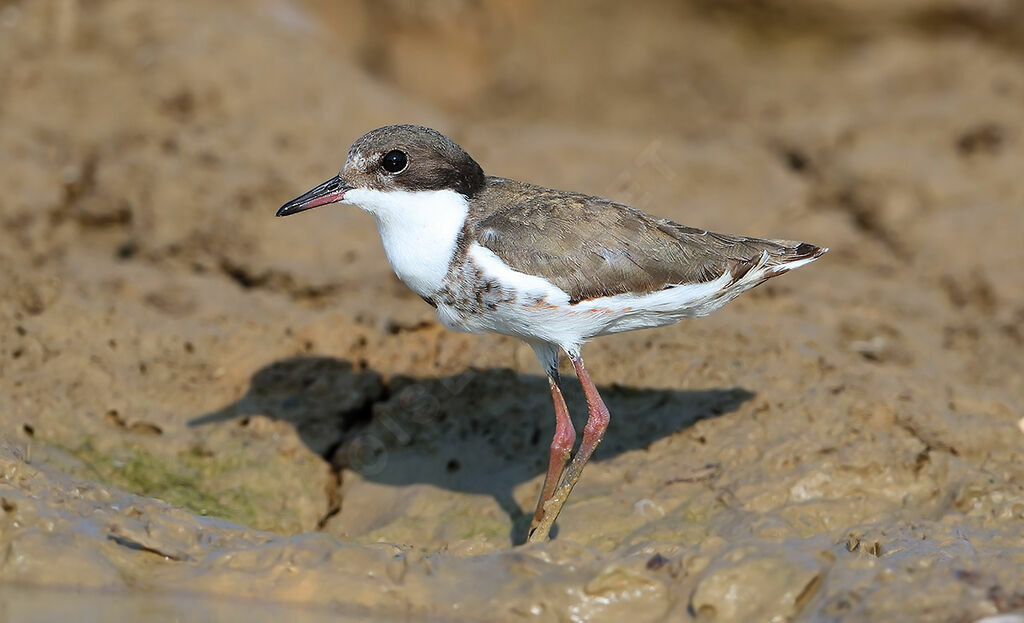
277 124 826 543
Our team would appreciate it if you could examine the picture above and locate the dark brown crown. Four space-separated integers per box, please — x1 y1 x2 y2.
344 125 486 197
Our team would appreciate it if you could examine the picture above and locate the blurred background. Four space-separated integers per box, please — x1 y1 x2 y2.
1 0 1023 620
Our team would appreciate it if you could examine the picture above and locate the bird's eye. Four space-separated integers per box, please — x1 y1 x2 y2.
381 150 408 174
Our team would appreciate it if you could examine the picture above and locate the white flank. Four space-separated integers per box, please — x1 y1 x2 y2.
344 188 468 298
468 244 571 305
446 244 823 349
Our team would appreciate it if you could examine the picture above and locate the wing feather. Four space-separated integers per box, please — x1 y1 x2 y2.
471 178 821 304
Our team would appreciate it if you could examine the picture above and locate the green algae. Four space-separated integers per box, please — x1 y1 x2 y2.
55 436 320 534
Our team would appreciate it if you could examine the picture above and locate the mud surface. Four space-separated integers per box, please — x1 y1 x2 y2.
2 1 1024 621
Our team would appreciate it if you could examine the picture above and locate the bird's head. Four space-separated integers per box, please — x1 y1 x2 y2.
276 124 485 217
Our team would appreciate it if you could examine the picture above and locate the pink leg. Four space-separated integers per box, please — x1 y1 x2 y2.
530 376 576 533
528 351 610 542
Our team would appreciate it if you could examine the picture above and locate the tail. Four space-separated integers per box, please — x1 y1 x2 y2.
764 241 828 276
677 239 826 318
726 240 827 287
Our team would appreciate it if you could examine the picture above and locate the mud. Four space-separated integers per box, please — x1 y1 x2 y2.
1 0 1023 621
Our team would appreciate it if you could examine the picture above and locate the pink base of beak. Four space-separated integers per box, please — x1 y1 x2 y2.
277 176 352 217
302 190 346 209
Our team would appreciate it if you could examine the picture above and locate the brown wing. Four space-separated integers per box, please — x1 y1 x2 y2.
472 179 821 304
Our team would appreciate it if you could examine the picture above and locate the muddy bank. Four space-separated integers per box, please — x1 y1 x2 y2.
2 0 1023 621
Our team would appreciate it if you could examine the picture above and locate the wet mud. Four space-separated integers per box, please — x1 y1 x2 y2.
1 0 1023 621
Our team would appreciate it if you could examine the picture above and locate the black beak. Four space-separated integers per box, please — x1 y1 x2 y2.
276 176 354 217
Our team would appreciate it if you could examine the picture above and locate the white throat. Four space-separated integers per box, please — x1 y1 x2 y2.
344 187 468 297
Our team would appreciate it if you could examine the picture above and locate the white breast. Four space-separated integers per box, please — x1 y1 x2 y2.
344 188 468 298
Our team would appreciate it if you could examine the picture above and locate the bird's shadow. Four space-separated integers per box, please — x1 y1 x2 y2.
189 356 753 542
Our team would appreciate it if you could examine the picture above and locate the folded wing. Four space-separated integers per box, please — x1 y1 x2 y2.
473 179 822 304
